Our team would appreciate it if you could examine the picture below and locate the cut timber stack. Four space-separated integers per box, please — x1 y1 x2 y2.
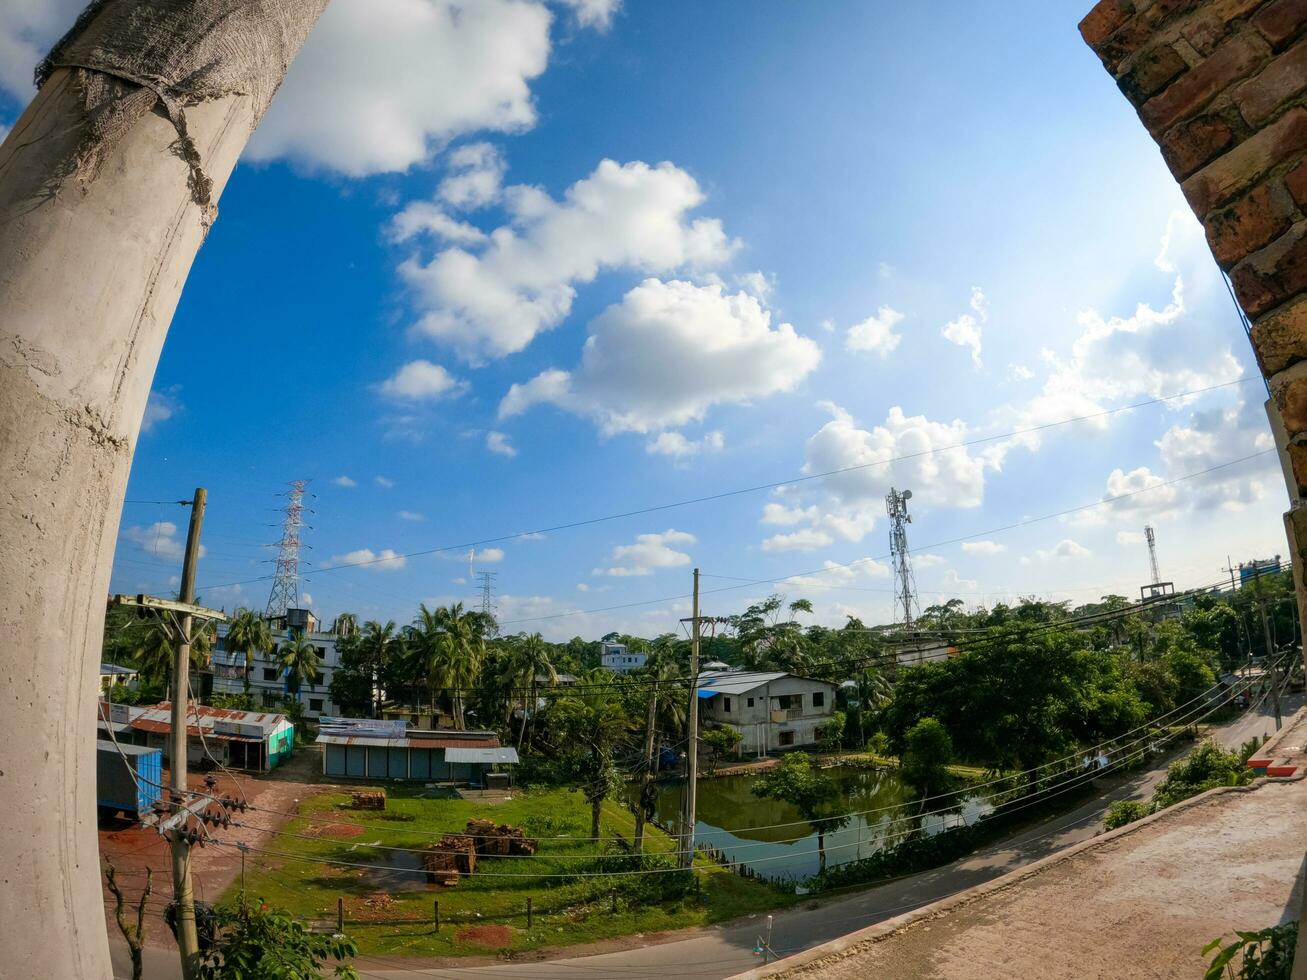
465 818 538 857
422 835 477 886
350 790 386 811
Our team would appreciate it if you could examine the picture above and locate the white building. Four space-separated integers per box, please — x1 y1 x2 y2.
695 670 839 756
600 641 647 673
211 608 344 718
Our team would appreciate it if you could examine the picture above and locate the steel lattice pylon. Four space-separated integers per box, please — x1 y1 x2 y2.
886 486 918 629
265 480 310 618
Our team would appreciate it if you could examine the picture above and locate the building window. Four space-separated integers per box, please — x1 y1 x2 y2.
747 697 754 708
724 697 732 713
779 730 795 747
313 671 324 686
812 691 825 708
309 698 324 713
262 668 277 682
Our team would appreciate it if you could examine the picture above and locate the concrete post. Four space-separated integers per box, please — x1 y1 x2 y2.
0 4 325 975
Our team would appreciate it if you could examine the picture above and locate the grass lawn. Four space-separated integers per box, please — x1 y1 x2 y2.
227 784 792 957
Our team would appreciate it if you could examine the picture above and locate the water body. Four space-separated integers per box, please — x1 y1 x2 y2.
652 765 992 882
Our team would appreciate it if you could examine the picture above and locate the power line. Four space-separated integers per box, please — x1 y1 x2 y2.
195 380 1259 594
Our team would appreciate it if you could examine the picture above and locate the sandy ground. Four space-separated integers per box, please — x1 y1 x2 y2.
762 714 1307 980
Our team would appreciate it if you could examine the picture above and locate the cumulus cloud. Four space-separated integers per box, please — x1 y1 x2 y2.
941 286 987 368
500 279 819 432
379 360 468 401
439 142 506 209
399 160 737 361
782 558 890 592
596 529 694 576
1037 539 1091 560
246 0 553 175
487 431 518 457
141 387 182 433
332 476 358 488
845 305 905 356
0 0 83 100
555 0 620 29
762 528 835 553
388 203 487 245
646 431 724 457
1103 465 1179 512
478 547 506 562
915 553 947 568
122 522 206 562
761 503 819 526
961 540 1006 555
327 548 407 571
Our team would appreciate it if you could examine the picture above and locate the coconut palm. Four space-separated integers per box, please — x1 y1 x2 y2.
223 608 273 695
278 633 321 706
333 612 359 639
358 620 396 718
511 632 556 749
556 671 631 840
130 617 214 688
411 603 485 729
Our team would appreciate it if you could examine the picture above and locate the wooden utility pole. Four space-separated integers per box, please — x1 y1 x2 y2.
1257 591 1283 731
680 568 701 869
171 487 206 979
634 678 659 854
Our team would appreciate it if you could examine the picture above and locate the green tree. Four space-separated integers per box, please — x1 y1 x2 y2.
751 752 843 870
223 608 273 695
358 620 396 718
199 902 358 979
411 603 486 729
555 672 631 840
278 634 321 706
511 632 556 749
701 726 742 772
816 710 847 753
900 717 952 799
129 616 214 688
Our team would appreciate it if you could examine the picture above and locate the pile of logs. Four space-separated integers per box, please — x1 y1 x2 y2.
419 821 537 886
350 790 386 811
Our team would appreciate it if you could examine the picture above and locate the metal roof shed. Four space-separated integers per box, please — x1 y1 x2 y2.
445 747 520 764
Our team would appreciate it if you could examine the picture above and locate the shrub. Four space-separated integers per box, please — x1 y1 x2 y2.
901 718 953 798
1152 740 1249 810
1203 921 1297 980
1103 799 1151 831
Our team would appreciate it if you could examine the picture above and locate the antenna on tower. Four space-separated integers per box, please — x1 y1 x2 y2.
886 487 919 629
1144 525 1161 584
265 480 312 619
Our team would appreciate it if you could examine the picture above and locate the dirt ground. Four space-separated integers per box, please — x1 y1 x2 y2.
98 744 325 945
766 716 1307 980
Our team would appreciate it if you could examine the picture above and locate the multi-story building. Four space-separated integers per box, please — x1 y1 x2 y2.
211 608 344 719
695 669 839 756
600 640 647 673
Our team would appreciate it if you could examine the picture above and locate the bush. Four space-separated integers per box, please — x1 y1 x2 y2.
816 711 846 753
865 731 891 757
1203 921 1297 980
200 902 358 979
1152 740 1249 810
1103 799 1151 831
901 718 952 798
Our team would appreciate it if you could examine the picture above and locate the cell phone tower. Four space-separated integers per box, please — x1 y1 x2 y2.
886 487 919 629
265 480 311 618
1144 525 1161 584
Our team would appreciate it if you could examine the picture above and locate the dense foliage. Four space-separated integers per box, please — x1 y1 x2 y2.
198 902 359 979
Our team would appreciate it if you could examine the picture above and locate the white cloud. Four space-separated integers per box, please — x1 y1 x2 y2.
375 476 395 489
646 431 724 457
121 522 206 562
439 142 506 209
327 548 407 571
596 529 694 576
389 202 487 245
1037 539 1091 560
762 503 819 526
379 360 467 401
1007 364 1034 381
0 0 83 100
1104 465 1179 511
737 271 775 301
500 278 820 432
246 0 552 176
783 559 890 592
961 540 1006 555
140 387 182 433
486 431 518 457
941 286 987 368
332 476 358 488
479 547 506 562
877 262 893 279
300 591 314 608
399 511 426 522
942 568 979 592
399 160 737 361
915 553 947 568
555 0 620 29
845 306 905 356
762 528 835 553
1116 530 1146 545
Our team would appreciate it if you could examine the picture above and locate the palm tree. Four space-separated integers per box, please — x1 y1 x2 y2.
333 612 359 639
411 603 486 729
556 671 631 840
512 632 556 749
223 608 272 695
130 617 214 689
358 620 396 718
278 633 321 706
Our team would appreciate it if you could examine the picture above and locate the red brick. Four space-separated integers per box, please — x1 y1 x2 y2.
1097 0 1202 75
1287 157 1307 204
1159 111 1240 178
1182 0 1266 55
1142 33 1271 133
1230 218 1307 316
1235 37 1307 125
1251 293 1307 373
1183 106 1307 214
1205 180 1297 266
1120 44 1190 99
1252 0 1307 49
1080 0 1135 48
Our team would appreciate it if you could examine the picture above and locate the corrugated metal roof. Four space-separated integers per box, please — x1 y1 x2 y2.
694 670 838 697
445 747 519 764
316 733 502 750
102 702 291 739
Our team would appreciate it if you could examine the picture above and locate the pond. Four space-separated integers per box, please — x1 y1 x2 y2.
652 765 992 882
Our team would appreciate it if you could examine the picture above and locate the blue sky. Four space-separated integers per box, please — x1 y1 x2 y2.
1 1 1288 639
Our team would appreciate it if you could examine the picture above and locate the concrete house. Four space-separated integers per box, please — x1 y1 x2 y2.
601 641 647 673
211 607 344 718
695 670 839 756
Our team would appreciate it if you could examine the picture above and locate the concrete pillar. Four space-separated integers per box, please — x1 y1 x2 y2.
0 3 325 975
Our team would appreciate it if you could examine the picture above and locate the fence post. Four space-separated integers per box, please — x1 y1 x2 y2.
611 890 617 915
433 899 440 932
337 897 344 933
526 897 533 929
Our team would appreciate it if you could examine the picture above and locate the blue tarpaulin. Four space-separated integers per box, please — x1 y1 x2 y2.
696 689 719 699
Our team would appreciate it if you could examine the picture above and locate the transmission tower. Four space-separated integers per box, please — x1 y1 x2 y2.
1144 525 1161 584
477 571 497 618
265 480 311 618
886 487 919 629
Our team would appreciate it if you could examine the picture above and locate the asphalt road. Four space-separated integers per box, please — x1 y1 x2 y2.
115 695 1301 979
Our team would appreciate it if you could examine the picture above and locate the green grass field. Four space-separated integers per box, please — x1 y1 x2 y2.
227 785 791 957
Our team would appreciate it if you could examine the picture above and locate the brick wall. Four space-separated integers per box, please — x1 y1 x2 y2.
1080 0 1307 493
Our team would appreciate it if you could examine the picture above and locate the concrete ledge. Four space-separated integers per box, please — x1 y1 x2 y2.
733 709 1307 979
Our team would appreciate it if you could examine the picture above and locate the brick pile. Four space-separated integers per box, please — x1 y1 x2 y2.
421 834 477 887
464 818 538 857
349 790 386 810
1081 0 1307 565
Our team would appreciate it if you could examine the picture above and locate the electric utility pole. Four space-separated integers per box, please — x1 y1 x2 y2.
1256 587 1283 731
680 568 702 869
171 487 206 979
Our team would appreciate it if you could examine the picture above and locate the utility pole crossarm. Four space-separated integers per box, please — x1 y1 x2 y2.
110 594 227 623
